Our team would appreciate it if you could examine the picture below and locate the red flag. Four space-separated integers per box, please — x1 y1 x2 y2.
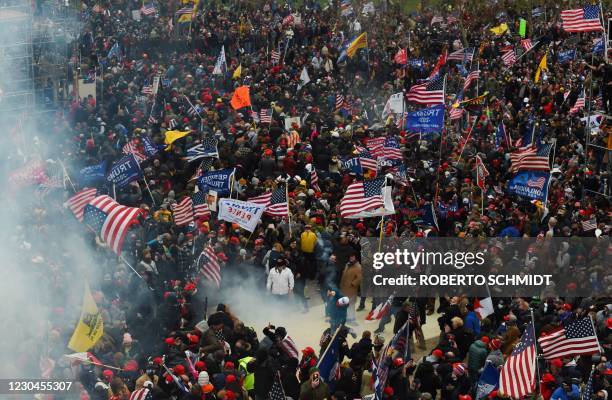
394 48 408 65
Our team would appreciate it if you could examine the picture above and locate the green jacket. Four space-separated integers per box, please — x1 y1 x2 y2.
299 381 330 400
467 340 489 375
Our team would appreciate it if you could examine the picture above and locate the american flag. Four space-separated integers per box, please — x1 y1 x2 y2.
148 115 158 125
187 104 202 117
501 50 516 67
374 322 410 399
367 136 403 160
447 16 458 24
248 188 288 216
463 62 480 91
192 191 211 218
581 218 598 232
366 295 393 320
175 6 193 15
260 109 273 124
406 74 445 105
499 321 536 399
430 15 444 25
142 85 153 95
526 176 546 190
520 39 537 52
310 169 321 191
447 47 475 62
335 94 345 111
269 371 286 400
538 317 600 359
271 50 281 64
583 367 595 400
279 335 299 359
339 178 385 218
570 94 585 114
475 154 489 190
287 130 301 149
561 6 603 32
168 119 178 129
197 245 222 288
122 140 147 163
355 147 379 170
510 142 552 172
140 4 156 16
83 195 142 256
172 197 194 226
67 188 97 221
129 388 152 400
449 106 464 120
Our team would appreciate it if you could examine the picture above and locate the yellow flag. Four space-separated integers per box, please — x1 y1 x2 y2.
232 64 242 79
489 23 508 36
534 52 548 83
347 32 368 58
164 129 191 150
68 283 103 352
178 13 192 23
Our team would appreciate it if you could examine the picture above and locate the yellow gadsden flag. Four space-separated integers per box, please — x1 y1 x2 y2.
489 23 508 36
232 64 242 79
534 51 548 83
164 129 191 150
68 282 103 352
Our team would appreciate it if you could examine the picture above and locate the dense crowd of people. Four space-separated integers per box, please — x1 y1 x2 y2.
5 0 612 399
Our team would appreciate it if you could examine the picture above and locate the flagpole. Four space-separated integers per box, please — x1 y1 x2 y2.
112 183 116 200
315 325 342 369
529 308 542 396
183 95 204 119
58 159 77 193
456 109 480 165
286 181 292 239
120 254 154 291
64 357 123 371
599 0 608 63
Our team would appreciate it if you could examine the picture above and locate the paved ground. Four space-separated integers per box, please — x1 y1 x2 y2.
230 283 441 359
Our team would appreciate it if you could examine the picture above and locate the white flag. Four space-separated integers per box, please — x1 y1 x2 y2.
381 92 405 120
218 199 265 232
212 46 227 75
297 66 310 91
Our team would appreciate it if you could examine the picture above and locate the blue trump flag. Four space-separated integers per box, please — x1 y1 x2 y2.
508 170 551 201
407 58 424 70
594 39 605 54
475 362 500 400
141 135 160 157
342 157 364 175
420 203 439 229
557 49 576 64
197 168 235 194
317 328 342 391
106 154 142 188
79 160 107 185
406 104 445 134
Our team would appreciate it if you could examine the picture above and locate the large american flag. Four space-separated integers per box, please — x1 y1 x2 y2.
339 178 385 218
367 136 403 160
561 6 603 32
248 188 288 216
354 146 379 170
501 50 516 67
510 143 552 172
463 62 480 91
172 197 194 226
197 245 221 288
335 94 345 111
406 75 445 105
499 321 536 399
447 47 475 62
569 94 585 114
83 195 142 256
192 191 211 218
123 139 147 163
67 188 97 221
538 317 600 359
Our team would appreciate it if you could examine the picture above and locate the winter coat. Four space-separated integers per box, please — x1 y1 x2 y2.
266 267 295 295
550 384 580 400
464 311 481 336
467 340 488 376
485 349 504 369
299 380 330 400
339 262 362 298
